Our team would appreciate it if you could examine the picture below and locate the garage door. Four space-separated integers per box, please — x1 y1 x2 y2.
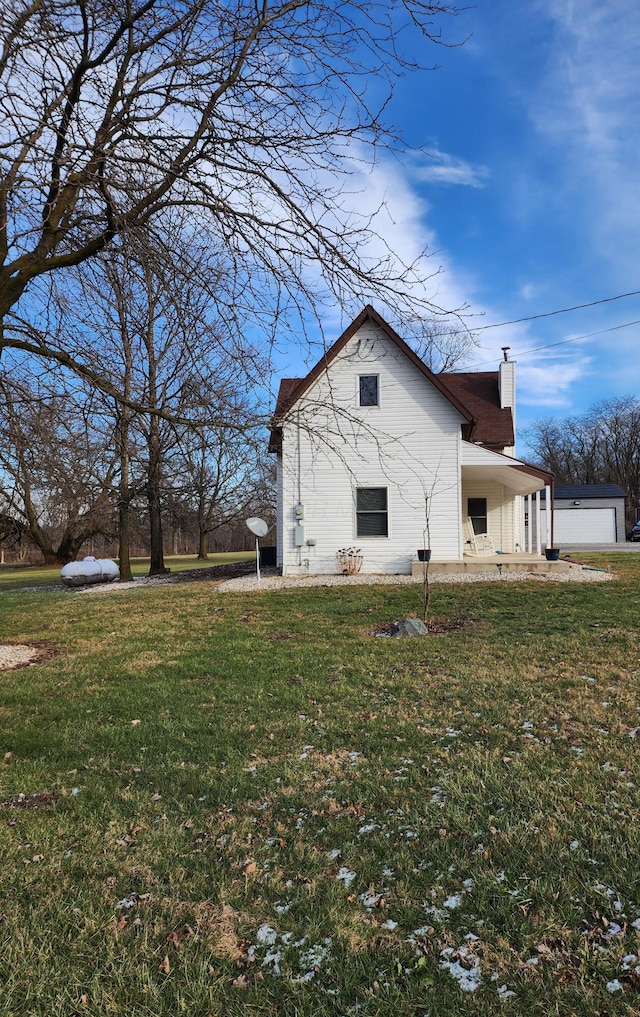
553 507 616 543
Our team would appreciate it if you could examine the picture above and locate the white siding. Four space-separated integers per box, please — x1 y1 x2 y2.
462 480 516 553
279 321 465 574
276 455 284 567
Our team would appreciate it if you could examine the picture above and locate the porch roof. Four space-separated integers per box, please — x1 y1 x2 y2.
461 441 553 495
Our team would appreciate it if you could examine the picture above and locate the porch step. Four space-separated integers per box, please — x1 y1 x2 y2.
411 556 571 576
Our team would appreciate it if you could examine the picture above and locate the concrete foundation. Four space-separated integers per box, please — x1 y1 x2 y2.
411 554 571 576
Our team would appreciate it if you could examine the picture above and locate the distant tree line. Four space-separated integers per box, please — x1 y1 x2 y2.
524 396 640 533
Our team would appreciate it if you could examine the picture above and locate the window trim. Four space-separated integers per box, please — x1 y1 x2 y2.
355 486 389 538
357 373 380 408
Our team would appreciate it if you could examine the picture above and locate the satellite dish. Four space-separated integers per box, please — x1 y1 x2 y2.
246 517 268 538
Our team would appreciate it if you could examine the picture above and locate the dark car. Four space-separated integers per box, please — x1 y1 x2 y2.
630 521 640 542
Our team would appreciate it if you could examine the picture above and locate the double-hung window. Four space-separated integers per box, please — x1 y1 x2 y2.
356 487 388 537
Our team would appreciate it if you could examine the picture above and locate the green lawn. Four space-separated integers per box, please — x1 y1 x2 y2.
0 554 638 1015
0 551 255 592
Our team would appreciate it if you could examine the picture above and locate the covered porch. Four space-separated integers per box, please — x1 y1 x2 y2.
459 441 554 557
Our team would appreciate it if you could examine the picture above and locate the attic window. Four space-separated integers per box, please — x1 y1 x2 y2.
359 374 379 407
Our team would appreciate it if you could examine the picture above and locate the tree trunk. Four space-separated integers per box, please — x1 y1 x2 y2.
198 529 209 559
147 413 168 576
117 410 133 582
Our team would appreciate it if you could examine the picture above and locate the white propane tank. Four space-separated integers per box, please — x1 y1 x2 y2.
60 556 120 587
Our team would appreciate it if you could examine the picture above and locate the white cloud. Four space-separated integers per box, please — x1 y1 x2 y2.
517 356 592 407
408 149 488 188
528 0 640 272
519 283 539 301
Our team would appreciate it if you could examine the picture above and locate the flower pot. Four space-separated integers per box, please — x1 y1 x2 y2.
417 549 431 562
545 548 560 561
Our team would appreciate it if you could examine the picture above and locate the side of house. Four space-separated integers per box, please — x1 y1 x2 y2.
269 307 551 575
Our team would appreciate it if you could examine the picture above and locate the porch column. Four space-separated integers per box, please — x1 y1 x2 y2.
535 492 542 555
545 485 552 548
526 494 532 553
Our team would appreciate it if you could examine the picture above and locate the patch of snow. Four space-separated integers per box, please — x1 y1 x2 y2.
382 919 398 930
293 938 332 982
606 979 623 993
443 894 462 910
115 896 138 910
569 840 579 851
358 823 379 836
439 945 482 993
256 924 278 946
359 890 384 910
621 954 639 970
496 984 516 999
336 867 356 888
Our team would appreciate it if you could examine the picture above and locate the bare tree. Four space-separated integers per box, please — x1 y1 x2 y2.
1 0 468 394
523 396 640 533
176 418 264 560
0 372 117 564
57 224 268 574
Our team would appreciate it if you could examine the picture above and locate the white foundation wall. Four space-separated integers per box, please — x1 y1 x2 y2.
278 322 465 575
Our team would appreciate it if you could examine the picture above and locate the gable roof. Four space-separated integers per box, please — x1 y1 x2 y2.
441 371 514 450
270 306 476 451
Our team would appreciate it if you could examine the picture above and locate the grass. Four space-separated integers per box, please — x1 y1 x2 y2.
0 551 255 592
0 553 639 1015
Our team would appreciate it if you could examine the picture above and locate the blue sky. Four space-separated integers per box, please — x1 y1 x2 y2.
282 0 640 440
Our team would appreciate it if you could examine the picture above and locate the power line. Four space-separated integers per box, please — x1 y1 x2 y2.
469 318 640 370
470 288 640 333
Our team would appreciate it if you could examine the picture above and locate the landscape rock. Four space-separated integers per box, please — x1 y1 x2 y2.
390 618 428 638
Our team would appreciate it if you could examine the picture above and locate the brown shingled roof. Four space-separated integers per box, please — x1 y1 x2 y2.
441 371 514 450
268 378 303 452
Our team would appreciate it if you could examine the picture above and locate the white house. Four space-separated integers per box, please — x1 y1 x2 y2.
269 306 553 575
